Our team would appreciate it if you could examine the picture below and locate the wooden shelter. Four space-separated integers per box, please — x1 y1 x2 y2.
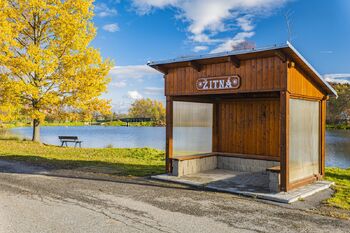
148 42 337 192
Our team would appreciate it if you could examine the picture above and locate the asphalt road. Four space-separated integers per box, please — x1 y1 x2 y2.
0 160 349 233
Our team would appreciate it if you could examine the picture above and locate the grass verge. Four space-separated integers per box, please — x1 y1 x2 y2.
0 137 348 210
325 167 350 210
326 124 350 130
0 138 165 177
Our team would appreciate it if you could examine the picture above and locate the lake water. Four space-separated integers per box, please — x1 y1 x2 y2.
11 126 166 149
10 126 350 168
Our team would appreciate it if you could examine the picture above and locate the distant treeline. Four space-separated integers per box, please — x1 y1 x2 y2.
327 83 350 127
1 98 166 128
43 98 166 126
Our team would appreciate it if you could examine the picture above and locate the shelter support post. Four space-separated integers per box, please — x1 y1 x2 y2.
320 98 327 176
166 96 173 173
212 102 219 152
280 91 290 192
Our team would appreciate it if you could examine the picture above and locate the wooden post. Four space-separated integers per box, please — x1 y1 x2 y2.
166 96 173 173
280 91 290 192
320 98 327 176
212 102 219 153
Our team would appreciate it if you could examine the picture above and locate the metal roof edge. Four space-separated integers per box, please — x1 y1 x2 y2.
286 41 338 97
147 43 289 66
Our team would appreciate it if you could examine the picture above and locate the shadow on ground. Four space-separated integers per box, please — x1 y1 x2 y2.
0 155 164 176
0 157 201 192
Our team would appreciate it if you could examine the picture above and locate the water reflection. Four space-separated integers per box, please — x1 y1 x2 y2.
326 130 350 168
10 126 166 149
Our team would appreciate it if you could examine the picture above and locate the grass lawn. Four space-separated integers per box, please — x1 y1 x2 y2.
325 167 350 210
326 124 350 130
0 138 165 177
0 137 349 210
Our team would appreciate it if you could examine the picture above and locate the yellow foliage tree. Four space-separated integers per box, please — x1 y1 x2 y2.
129 98 166 125
0 0 112 141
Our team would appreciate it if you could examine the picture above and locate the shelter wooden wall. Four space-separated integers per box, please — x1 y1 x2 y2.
287 64 324 99
163 52 330 192
216 99 280 161
282 63 327 191
165 56 287 96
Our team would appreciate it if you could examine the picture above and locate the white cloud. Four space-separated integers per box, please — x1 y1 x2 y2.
127 90 143 100
211 31 255 53
193 45 209 52
320 51 333 54
131 0 179 14
95 3 118 17
190 34 211 43
132 0 289 52
109 65 160 79
143 87 164 95
237 15 254 32
111 81 127 88
111 101 131 114
102 23 120 32
324 74 350 84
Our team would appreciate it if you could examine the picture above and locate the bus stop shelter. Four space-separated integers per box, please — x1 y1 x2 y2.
149 42 337 193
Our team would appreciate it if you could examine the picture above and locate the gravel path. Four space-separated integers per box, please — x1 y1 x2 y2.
0 160 349 233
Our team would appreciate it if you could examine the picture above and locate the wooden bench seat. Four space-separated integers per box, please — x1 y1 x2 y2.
173 152 280 162
172 153 215 161
266 166 281 173
58 136 82 148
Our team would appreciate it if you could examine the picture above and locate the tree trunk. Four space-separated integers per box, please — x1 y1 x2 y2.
32 119 40 142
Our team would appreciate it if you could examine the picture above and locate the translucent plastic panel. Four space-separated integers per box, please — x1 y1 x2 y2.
173 101 213 156
289 99 320 183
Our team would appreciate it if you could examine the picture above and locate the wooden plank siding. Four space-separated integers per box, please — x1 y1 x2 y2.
162 52 331 192
287 64 325 99
165 56 287 96
216 99 280 160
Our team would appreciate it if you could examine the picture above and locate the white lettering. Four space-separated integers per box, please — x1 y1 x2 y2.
225 78 233 88
213 80 219 89
196 76 240 91
219 80 225 89
203 80 208 89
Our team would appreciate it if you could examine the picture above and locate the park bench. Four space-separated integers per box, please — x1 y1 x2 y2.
58 136 82 148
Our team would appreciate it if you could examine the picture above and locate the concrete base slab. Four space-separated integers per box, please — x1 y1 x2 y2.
151 169 334 204
152 169 240 187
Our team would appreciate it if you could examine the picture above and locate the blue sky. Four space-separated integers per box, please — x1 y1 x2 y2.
91 0 350 113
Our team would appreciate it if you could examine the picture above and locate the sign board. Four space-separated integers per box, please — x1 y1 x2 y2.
196 75 240 91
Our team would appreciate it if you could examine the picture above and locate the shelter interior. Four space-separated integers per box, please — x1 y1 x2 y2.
149 43 336 192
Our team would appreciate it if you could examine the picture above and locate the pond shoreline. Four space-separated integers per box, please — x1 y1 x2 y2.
5 126 350 169
326 124 350 130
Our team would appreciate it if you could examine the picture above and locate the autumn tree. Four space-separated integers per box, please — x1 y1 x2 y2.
0 67 20 122
0 0 112 141
129 98 165 125
327 83 350 124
